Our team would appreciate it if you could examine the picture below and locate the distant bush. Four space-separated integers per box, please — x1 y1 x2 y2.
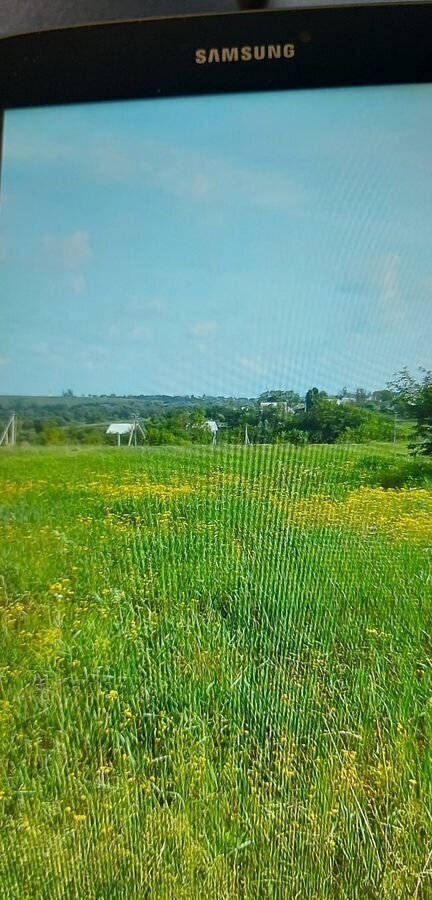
338 416 393 444
40 426 66 445
146 427 187 446
286 429 308 446
81 430 106 445
356 454 432 489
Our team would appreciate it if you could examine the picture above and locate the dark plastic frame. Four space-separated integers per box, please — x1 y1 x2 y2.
1 3 432 111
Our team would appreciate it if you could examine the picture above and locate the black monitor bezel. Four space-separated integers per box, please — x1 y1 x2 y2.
0 3 432 113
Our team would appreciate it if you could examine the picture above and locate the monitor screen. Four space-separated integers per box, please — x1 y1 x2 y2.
0 85 431 897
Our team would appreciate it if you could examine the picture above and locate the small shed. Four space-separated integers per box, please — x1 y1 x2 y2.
106 423 135 446
204 419 218 434
203 419 219 446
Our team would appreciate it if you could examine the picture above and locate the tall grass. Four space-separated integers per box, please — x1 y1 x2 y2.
0 444 431 898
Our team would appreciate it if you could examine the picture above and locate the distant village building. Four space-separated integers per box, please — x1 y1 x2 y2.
259 401 294 414
323 396 357 406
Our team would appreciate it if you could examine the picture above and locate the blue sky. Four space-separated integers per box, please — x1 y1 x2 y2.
1 84 431 397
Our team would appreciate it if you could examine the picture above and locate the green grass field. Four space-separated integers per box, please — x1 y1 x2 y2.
0 444 431 898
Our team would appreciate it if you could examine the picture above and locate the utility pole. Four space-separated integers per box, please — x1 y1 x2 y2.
0 414 17 447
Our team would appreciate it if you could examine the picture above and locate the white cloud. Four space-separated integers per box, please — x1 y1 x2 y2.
127 296 165 315
70 274 86 295
146 146 304 213
191 321 218 338
11 130 305 215
42 230 92 269
102 321 151 345
129 325 151 342
31 342 49 356
0 356 10 368
191 174 211 199
239 356 266 376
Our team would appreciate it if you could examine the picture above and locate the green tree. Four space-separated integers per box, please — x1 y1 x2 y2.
286 428 308 446
389 368 432 455
41 425 66 445
305 387 320 412
259 389 301 406
355 388 369 405
413 379 432 455
387 367 421 415
298 399 364 444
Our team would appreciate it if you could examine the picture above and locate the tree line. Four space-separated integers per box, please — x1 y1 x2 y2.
1 368 430 453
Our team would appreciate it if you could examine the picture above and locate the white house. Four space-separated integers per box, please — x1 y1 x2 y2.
260 401 293 413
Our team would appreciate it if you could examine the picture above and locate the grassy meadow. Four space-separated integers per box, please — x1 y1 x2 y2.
0 443 432 898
